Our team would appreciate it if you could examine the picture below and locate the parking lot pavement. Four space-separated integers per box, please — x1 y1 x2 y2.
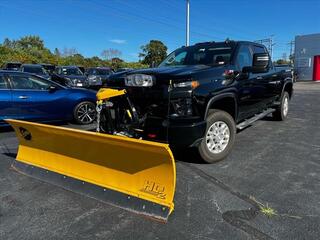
0 82 319 240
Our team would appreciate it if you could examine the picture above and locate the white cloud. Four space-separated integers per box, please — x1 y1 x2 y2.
109 39 127 44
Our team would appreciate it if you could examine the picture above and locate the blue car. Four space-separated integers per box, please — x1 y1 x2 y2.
0 70 97 126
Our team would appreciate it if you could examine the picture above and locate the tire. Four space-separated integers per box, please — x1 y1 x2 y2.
73 101 96 125
272 91 289 121
198 110 236 163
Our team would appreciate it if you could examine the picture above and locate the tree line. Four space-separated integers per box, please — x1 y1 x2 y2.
0 35 168 70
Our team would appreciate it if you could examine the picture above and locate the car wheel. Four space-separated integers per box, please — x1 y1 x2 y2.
272 91 289 121
73 101 96 125
198 110 236 163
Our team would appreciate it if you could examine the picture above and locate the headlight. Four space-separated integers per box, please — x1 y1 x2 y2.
173 80 199 89
125 74 154 87
88 75 98 81
88 75 95 80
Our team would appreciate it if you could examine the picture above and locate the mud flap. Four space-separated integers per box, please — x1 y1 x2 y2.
6 119 176 222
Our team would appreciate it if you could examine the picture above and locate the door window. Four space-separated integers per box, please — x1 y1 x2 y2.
10 75 50 90
236 45 253 70
0 75 8 89
252 45 267 54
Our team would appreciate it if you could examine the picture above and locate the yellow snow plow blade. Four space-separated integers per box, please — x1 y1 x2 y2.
6 119 176 222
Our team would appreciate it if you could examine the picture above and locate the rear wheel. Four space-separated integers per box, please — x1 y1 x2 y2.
198 110 236 163
73 101 96 124
272 91 289 121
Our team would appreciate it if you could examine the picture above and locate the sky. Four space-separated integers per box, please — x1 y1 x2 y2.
0 0 319 62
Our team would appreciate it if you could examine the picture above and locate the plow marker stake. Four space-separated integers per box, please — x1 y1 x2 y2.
6 119 176 222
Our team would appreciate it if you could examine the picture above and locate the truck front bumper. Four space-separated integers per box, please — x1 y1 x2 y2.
144 117 207 148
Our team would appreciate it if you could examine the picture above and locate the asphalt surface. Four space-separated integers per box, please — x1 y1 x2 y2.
1 82 319 240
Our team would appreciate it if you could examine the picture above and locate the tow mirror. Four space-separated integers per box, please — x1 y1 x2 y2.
253 53 269 70
242 53 270 74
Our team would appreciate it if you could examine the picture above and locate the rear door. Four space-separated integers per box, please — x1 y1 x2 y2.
8 73 71 121
0 74 13 124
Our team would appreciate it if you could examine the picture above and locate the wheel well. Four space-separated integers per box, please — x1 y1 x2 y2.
284 82 293 98
208 97 236 120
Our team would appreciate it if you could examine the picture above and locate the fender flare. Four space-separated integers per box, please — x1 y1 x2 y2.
204 92 238 120
281 77 293 98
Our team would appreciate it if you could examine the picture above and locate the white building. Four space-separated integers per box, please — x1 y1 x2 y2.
294 33 320 81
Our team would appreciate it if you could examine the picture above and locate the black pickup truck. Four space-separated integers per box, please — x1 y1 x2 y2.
106 40 293 163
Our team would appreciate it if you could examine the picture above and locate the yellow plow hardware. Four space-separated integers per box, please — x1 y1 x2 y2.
96 88 126 101
6 119 176 222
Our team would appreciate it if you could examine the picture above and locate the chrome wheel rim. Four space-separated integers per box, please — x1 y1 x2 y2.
77 103 96 124
283 96 289 117
206 121 230 154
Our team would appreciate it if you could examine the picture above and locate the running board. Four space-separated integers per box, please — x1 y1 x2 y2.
236 108 275 130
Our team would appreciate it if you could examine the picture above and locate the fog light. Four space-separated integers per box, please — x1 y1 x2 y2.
171 98 193 116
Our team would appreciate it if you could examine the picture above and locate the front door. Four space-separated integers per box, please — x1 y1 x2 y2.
8 73 68 121
0 74 13 124
236 44 263 120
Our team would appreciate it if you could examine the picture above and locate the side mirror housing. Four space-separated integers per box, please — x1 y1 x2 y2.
48 85 57 92
242 53 270 74
252 53 270 71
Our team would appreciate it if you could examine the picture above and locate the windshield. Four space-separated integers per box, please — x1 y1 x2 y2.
87 68 111 75
159 43 235 67
23 66 47 75
59 67 83 76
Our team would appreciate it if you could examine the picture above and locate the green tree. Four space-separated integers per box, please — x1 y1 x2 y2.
139 40 167 66
54 48 61 57
15 35 45 50
275 59 290 65
110 57 124 70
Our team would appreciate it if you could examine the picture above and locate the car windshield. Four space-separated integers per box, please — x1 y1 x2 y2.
87 69 111 75
159 43 235 67
60 68 83 76
23 66 47 75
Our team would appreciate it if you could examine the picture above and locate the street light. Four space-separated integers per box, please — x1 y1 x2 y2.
186 0 190 46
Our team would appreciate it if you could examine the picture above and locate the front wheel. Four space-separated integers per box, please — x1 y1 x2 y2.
198 110 236 163
73 101 96 125
272 91 289 121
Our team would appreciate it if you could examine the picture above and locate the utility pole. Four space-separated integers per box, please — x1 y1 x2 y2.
270 35 274 60
186 0 190 46
288 40 295 64
254 35 275 60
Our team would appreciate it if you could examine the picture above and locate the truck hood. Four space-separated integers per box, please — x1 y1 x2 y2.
130 65 211 77
107 65 226 87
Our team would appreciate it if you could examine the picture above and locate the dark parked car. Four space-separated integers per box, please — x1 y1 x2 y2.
41 63 56 74
0 71 96 126
2 62 22 71
78 66 85 74
86 67 113 87
20 64 51 80
52 66 89 88
106 40 293 163
115 68 133 73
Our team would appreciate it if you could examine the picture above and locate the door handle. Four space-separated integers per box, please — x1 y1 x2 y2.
18 96 29 99
256 76 263 80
